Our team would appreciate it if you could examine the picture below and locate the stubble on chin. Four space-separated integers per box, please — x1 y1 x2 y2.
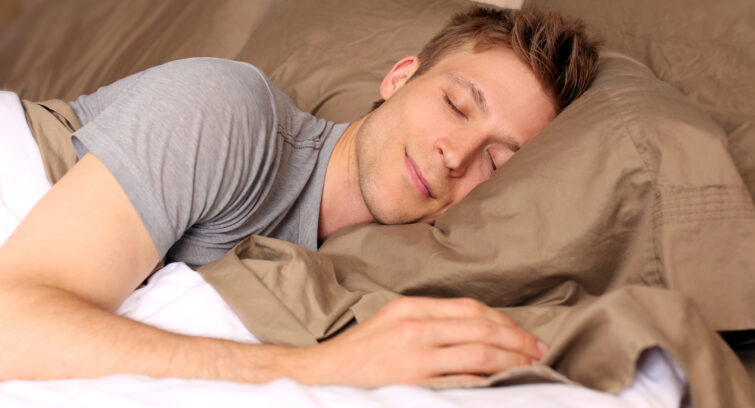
354 114 385 224
355 119 403 225
358 172 424 226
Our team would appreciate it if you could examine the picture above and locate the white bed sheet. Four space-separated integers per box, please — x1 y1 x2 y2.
0 91 51 245
0 90 689 407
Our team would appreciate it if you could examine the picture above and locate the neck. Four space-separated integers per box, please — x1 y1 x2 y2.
318 116 375 243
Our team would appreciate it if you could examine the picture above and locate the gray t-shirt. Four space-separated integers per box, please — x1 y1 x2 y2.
69 57 347 267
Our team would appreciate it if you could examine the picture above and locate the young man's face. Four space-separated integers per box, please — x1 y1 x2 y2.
355 46 557 225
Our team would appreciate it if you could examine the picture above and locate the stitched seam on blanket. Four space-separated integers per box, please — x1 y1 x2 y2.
653 185 755 227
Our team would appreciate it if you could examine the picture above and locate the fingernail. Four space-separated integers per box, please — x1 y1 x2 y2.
530 359 539 366
537 341 549 356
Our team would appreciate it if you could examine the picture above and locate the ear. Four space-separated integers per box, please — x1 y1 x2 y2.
379 56 420 100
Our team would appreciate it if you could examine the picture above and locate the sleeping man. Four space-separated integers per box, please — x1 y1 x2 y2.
0 7 599 386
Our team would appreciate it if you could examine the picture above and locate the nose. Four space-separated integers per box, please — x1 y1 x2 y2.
434 130 485 177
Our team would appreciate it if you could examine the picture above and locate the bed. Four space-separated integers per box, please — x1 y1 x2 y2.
1 0 754 407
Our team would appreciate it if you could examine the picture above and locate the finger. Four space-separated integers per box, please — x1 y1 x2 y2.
419 318 545 360
425 343 534 376
422 374 490 387
380 297 519 327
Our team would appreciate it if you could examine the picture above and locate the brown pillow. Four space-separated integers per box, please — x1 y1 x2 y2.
527 0 755 201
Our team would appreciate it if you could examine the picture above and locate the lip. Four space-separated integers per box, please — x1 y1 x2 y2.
405 152 435 199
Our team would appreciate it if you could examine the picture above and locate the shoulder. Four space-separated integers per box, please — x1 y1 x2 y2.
142 58 273 102
150 58 269 90
133 58 284 126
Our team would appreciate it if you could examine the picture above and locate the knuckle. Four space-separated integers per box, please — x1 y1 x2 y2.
498 313 518 327
384 297 415 315
472 319 496 339
394 318 421 338
468 345 495 366
456 297 485 315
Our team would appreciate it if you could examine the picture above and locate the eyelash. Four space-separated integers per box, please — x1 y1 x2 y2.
444 95 465 117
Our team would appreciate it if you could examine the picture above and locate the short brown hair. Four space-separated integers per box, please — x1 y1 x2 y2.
373 6 600 111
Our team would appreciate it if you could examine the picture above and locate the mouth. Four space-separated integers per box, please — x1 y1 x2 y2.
405 152 435 199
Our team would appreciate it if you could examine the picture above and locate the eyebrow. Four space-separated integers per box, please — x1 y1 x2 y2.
446 73 520 152
447 73 488 113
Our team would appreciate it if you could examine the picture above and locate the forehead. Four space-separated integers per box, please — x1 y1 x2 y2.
429 46 552 102
424 47 557 141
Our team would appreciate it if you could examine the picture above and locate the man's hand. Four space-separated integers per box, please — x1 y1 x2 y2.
296 297 547 387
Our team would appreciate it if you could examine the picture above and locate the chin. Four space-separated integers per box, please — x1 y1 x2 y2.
362 189 418 225
365 202 410 225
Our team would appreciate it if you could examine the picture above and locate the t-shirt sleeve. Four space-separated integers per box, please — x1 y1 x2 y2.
71 58 281 257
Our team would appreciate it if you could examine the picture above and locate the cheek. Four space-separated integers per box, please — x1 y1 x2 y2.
409 107 461 157
405 89 451 132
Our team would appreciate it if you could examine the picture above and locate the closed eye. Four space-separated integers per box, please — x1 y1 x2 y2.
444 95 465 118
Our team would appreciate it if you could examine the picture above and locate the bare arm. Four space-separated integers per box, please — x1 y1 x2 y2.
0 154 545 384
0 154 301 382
